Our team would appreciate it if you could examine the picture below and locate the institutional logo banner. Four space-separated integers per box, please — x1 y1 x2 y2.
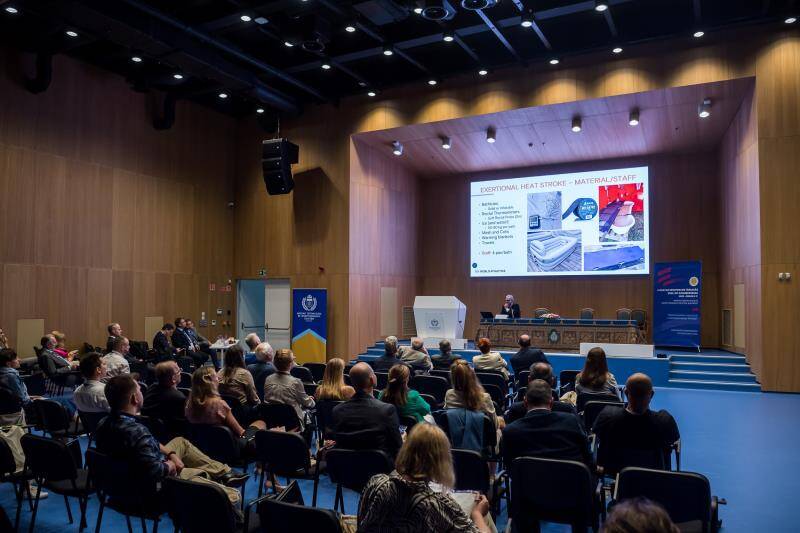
653 261 702 348
291 288 327 362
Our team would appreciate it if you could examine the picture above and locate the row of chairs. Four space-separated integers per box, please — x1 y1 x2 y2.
530 307 647 324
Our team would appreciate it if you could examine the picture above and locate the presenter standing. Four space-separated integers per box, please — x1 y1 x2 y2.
500 294 521 318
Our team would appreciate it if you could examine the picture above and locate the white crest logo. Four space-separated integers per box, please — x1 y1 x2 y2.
302 295 317 312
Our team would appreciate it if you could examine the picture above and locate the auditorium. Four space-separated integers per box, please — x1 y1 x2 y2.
0 1 798 531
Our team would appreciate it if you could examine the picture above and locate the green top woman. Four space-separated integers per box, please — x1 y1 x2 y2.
379 363 431 423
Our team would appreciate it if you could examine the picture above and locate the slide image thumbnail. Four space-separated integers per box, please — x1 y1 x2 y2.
584 244 645 272
527 191 562 231
598 183 645 243
528 230 582 272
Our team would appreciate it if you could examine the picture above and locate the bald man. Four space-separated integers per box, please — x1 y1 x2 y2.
593 373 680 469
331 362 402 458
510 334 549 376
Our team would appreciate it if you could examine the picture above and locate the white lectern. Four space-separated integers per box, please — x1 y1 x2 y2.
413 296 468 350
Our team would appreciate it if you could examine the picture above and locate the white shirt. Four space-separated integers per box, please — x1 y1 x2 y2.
102 351 130 379
73 380 110 413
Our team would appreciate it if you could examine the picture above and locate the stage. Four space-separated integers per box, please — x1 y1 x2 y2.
357 340 759 392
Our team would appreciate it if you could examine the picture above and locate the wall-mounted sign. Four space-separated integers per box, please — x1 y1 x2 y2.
211 320 217 326
216 308 223 315
209 283 216 291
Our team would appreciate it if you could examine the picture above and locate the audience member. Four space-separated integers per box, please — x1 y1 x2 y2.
601 498 680 533
102 336 132 380
569 347 621 402
218 345 261 424
185 319 218 370
152 323 178 362
185 366 267 446
39 334 79 377
431 339 463 370
94 376 246 511
51 331 78 361
172 317 208 368
0 328 8 349
243 333 261 365
142 361 189 433
504 362 577 424
472 338 509 380
263 349 315 429
509 334 548 376
501 379 591 467
247 342 276 395
444 359 502 428
379 364 431 423
358 423 491 533
315 357 355 401
372 336 405 372
400 337 433 372
73 352 110 413
593 373 680 469
106 322 123 354
0 349 37 425
331 362 402 458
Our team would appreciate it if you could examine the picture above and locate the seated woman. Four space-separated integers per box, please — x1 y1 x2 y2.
379 364 431 424
471 338 509 381
444 360 502 427
51 330 78 361
567 347 621 404
0 349 37 425
314 357 355 402
185 366 266 447
358 423 492 533
217 345 261 425
431 339 462 370
263 349 315 430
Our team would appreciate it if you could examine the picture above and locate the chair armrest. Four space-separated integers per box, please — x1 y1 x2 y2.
244 494 272 533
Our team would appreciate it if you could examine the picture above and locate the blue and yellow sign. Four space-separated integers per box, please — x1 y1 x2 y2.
291 288 327 362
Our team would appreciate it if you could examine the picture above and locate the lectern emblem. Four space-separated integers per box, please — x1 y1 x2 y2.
430 319 439 328
548 329 560 344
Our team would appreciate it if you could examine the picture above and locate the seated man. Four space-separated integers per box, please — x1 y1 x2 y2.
263 349 315 430
39 334 79 378
501 379 591 468
172 317 208 368
243 333 261 366
593 373 680 470
142 361 188 422
399 337 433 373
185 319 219 370
73 353 110 413
509 334 549 377
94 376 246 511
372 336 406 373
152 323 178 361
246 342 275 396
102 337 132 380
504 362 577 424
0 348 37 425
500 294 521 319
332 362 402 458
431 339 462 370
106 322 123 354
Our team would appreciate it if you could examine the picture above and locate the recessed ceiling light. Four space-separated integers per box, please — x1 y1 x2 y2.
413 7 423 14
284 41 294 48
549 58 560 65
693 30 704 38
441 136 452 150
486 127 496 143
428 79 438 86
131 56 143 63
254 17 268 25
383 45 394 56
594 1 609 12
628 109 640 126
65 30 79 38
4 6 18 14
240 14 252 22
698 98 711 118
521 10 534 28
612 47 623 54
345 23 356 33
478 69 488 76
173 73 184 80
218 92 228 99
256 108 265 114
321 62 331 70
367 90 377 97
358 81 367 87
571 117 582 132
785 17 797 24
392 141 403 156
443 31 454 42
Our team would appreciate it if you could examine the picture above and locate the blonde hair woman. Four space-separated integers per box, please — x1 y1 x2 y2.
314 357 355 401
379 364 430 423
358 423 491 532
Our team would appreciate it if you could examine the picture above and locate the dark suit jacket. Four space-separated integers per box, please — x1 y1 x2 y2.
371 355 406 373
171 328 195 352
504 399 579 426
152 331 176 360
332 391 402 458
40 348 72 376
510 347 549 376
500 303 521 318
106 335 118 354
247 361 276 398
501 409 592 467
142 385 187 423
431 353 463 370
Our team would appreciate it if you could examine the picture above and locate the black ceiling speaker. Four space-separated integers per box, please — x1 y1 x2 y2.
461 0 497 10
422 0 456 21
262 139 299 195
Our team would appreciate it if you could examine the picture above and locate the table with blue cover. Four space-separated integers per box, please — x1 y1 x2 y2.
475 317 641 350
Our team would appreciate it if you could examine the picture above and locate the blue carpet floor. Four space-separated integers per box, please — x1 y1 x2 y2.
2 387 798 532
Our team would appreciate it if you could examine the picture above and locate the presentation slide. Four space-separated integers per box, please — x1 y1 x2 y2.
470 166 649 277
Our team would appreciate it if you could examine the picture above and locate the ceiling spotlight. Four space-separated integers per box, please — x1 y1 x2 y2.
594 1 609 12
240 14 252 22
428 78 438 86
785 17 797 24
549 58 560 65
383 45 394 56
173 73 184 80
65 30 79 38
284 41 294 48
486 127 496 143
461 0 498 9
256 107 265 114
218 92 228 99
4 6 19 14
392 141 403 156
441 136 452 150
321 62 331 70
254 17 269 25
413 7 423 14
698 98 711 118
521 8 534 28
571 116 582 132
443 30 455 42
345 23 357 32
628 109 640 126
612 46 623 54
693 30 704 38
367 90 377 97
478 69 488 76
421 0 457 20
131 55 143 63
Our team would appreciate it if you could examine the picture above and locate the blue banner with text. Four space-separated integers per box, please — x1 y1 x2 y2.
653 261 702 348
291 288 327 362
